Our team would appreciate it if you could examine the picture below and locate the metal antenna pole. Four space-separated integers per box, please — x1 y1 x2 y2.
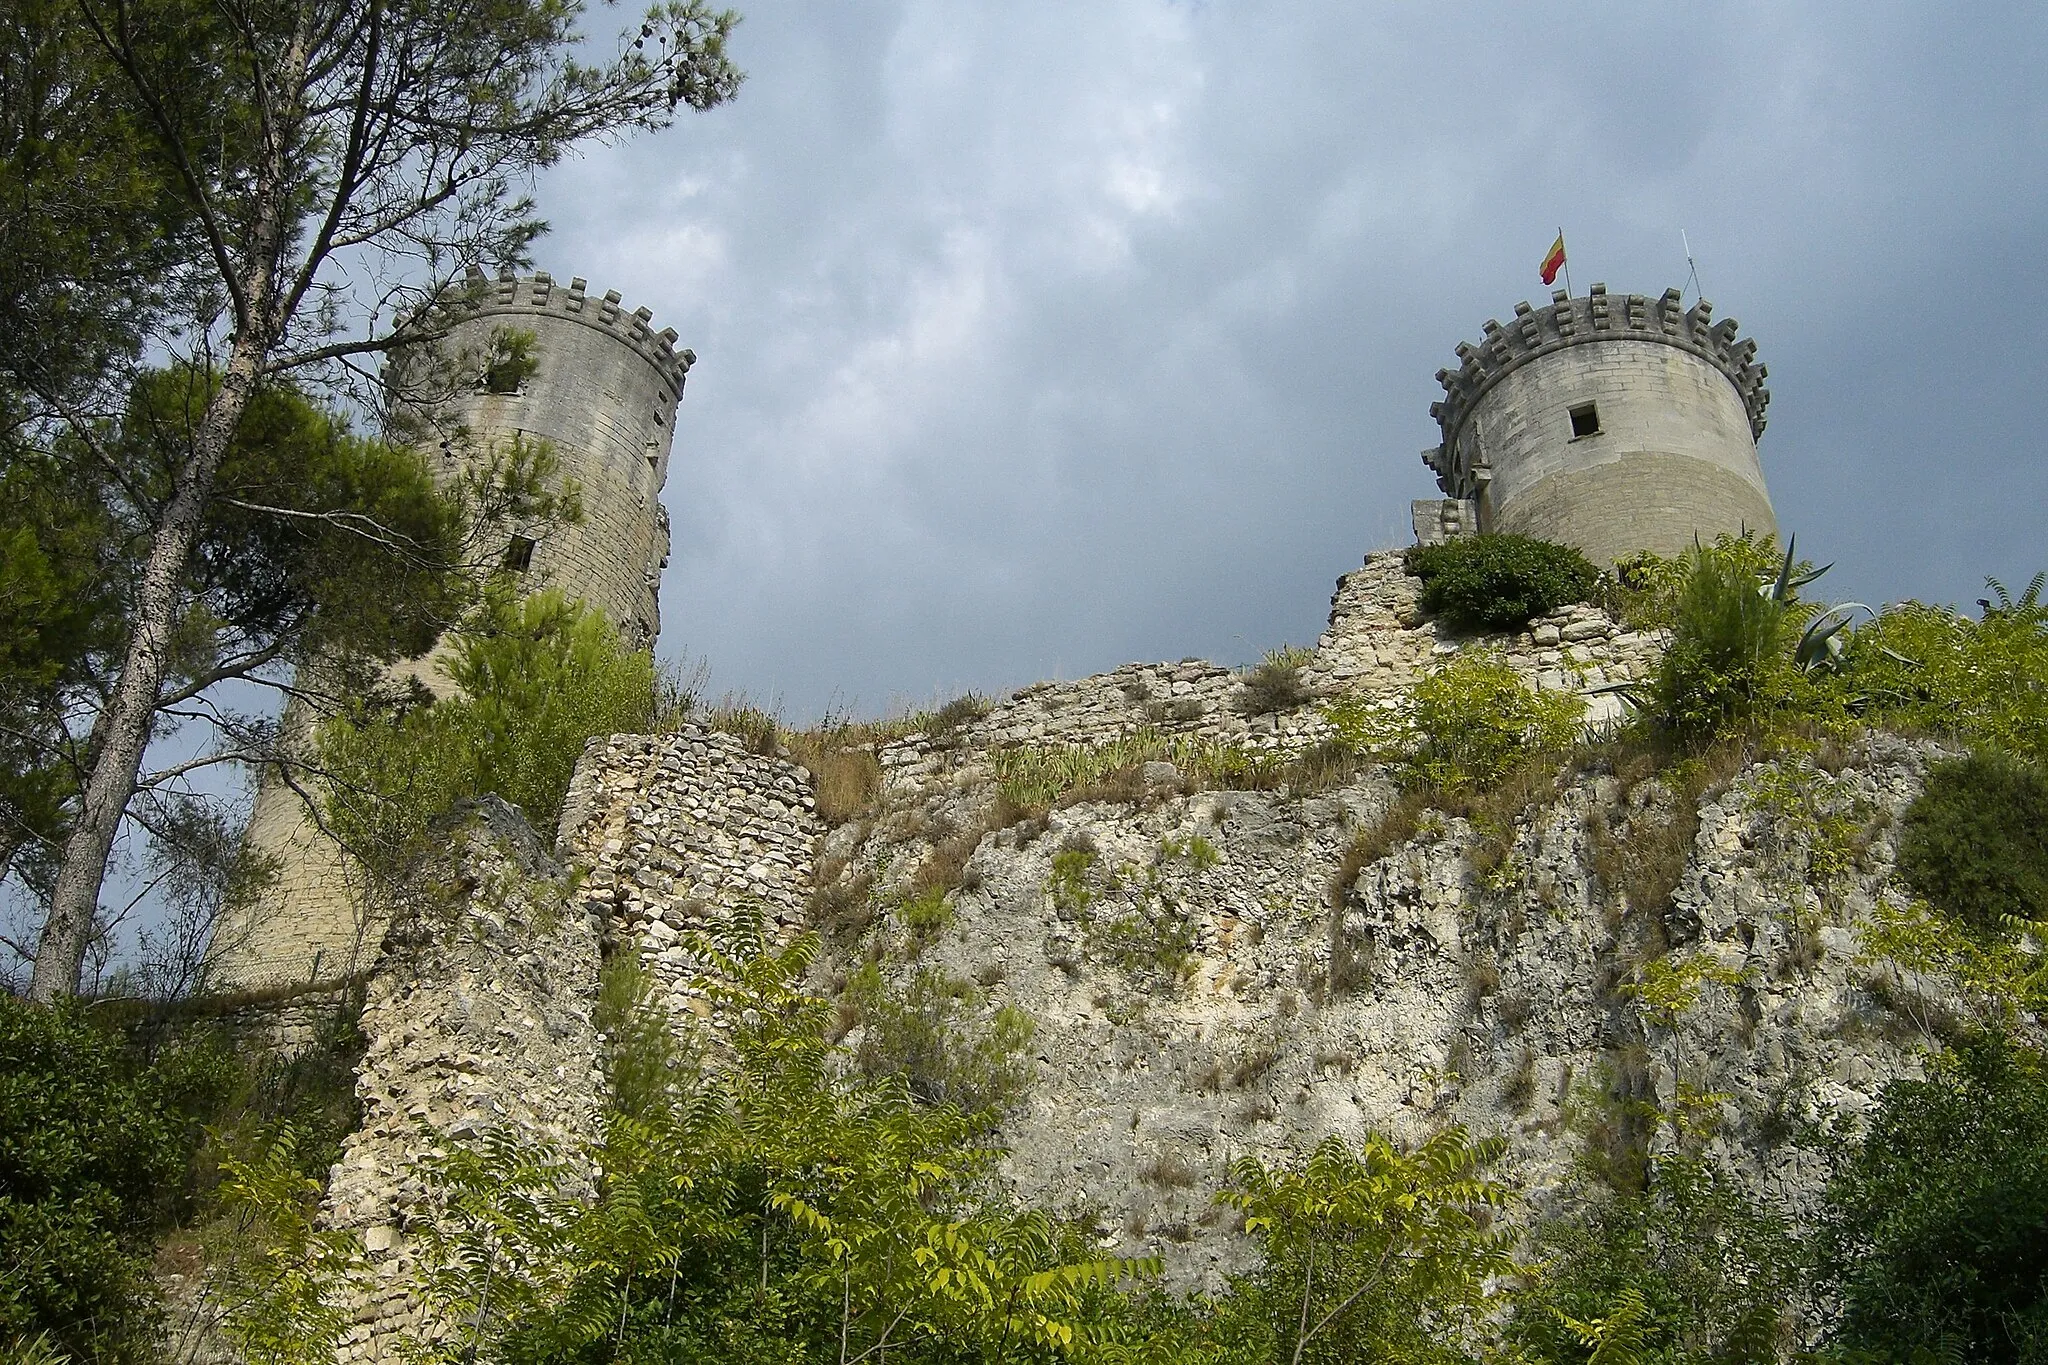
1559 226 1573 298
1682 229 1704 303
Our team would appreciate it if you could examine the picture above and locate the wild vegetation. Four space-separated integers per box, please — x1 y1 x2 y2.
1406 533 1600 632
315 587 658 890
6 523 2048 1359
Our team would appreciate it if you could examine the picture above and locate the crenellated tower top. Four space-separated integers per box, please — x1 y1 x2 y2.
442 263 697 399
1424 284 1769 502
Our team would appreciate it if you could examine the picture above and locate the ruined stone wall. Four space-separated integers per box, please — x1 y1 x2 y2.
876 553 1663 781
557 725 821 1015
320 800 602 1363
281 541 1957 1327
267 731 820 1361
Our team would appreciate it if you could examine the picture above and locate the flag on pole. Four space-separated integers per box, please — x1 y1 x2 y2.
1540 232 1567 286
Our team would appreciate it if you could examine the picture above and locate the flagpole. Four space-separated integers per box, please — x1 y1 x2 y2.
1558 226 1572 298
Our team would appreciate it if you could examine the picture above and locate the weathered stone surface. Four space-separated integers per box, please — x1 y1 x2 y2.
821 722 1945 1291
238 574 1957 1330
321 797 601 1363
557 723 821 1013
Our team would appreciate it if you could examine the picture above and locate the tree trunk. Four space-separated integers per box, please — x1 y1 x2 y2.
27 338 265 1001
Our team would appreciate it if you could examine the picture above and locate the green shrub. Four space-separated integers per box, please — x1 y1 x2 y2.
318 586 654 881
1897 753 2048 937
849 966 1036 1117
1235 645 1315 716
1840 579 2048 768
1600 535 1789 634
0 998 238 1362
1507 1155 1803 1364
1651 536 1806 746
1326 650 1584 794
1221 1128 1514 1363
1084 900 1201 982
898 885 954 944
1405 534 1599 632
1819 1031 2048 1362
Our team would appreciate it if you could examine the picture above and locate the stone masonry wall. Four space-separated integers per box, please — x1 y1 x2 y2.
320 799 603 1363
557 724 822 1018
875 553 1663 783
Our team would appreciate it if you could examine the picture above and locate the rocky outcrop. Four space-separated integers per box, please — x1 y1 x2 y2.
817 730 1943 1289
296 554 1959 1328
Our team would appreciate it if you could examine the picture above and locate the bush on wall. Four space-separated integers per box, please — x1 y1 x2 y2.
1405 534 1600 633
317 585 654 882
1897 752 2048 938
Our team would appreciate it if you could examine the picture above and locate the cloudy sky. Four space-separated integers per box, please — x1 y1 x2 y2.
537 2 2046 721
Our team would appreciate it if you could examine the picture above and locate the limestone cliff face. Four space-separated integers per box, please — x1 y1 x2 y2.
816 726 1940 1288
781 554 1950 1288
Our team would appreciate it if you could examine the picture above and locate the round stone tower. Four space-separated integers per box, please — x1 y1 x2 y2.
413 265 693 645
212 268 689 989
1415 284 1775 563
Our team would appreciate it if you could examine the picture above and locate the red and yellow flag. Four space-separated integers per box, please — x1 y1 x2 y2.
1540 233 1567 286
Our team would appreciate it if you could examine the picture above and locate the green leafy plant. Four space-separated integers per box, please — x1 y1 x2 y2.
1405 534 1599 632
1159 833 1220 871
1049 846 1099 914
1220 1128 1514 1365
1507 1155 1801 1365
317 586 655 884
206 1129 364 1365
1646 534 1845 747
1896 752 2048 938
0 997 192 1361
1818 1031 2048 1363
900 886 956 945
1326 650 1584 795
849 965 1038 1117
401 932 1143 1364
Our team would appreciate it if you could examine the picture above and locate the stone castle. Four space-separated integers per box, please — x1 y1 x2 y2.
214 274 1948 1365
216 274 1779 992
1413 284 1774 560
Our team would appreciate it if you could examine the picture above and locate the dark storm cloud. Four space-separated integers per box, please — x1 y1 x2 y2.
536 2 2048 720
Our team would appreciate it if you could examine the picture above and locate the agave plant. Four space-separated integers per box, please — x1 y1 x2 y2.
1795 602 1874 675
1761 533 1834 605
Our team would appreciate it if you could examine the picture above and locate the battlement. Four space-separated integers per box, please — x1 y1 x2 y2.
436 264 697 402
1424 284 1768 499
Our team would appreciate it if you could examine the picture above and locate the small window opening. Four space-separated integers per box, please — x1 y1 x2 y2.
483 328 538 394
1569 402 1601 438
503 535 536 572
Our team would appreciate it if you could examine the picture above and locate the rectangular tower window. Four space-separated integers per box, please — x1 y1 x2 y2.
503 535 536 572
1569 402 1601 438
